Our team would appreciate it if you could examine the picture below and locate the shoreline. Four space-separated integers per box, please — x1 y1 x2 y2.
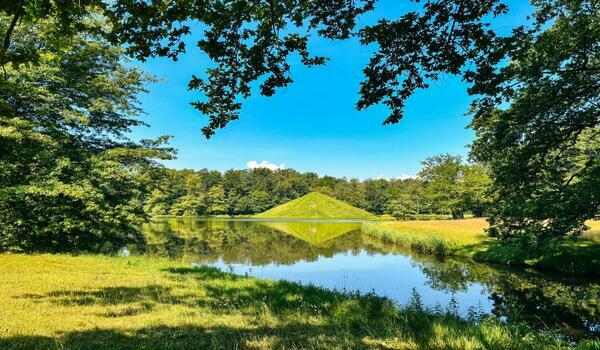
1 254 595 349
362 219 600 277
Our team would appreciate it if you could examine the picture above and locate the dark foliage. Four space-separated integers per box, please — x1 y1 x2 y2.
0 19 174 252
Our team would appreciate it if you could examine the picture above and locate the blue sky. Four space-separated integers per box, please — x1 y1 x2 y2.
131 0 532 180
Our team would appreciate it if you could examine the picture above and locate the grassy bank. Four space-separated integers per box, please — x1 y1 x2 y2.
1 254 594 350
363 219 600 276
362 219 489 256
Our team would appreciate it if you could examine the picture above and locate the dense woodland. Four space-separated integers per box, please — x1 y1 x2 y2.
145 155 491 220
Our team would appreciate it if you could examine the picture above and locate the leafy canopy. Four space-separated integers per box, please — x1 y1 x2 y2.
419 155 492 219
0 18 173 252
470 0 599 241
1 0 509 138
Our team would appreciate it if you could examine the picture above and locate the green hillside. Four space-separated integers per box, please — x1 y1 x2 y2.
254 192 378 219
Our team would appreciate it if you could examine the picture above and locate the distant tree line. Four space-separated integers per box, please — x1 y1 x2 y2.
144 154 492 220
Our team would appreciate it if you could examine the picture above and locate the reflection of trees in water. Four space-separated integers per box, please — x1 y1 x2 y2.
486 274 599 339
408 252 600 339
140 218 599 339
362 233 599 339
140 218 374 266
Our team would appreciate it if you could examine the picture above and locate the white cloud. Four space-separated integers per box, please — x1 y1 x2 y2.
395 174 418 180
246 160 286 171
374 173 418 180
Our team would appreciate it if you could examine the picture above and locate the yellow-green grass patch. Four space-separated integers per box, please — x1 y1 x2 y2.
377 218 490 246
376 218 600 246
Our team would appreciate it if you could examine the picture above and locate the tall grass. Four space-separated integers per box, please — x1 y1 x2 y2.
585 220 600 241
361 218 492 256
362 223 460 256
375 218 489 244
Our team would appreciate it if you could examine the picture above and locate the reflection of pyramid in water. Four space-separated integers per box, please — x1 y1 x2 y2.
260 221 362 245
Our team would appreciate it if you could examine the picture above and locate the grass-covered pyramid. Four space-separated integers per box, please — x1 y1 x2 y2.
254 192 378 219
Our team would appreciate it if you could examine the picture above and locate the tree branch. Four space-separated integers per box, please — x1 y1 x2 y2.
1 0 23 65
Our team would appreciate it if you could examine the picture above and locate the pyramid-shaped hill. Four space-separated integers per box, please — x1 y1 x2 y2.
254 192 378 220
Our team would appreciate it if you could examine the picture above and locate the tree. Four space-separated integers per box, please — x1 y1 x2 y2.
0 0 512 138
0 18 173 252
311 186 337 198
170 194 207 216
462 165 493 218
138 161 493 220
419 155 466 219
388 179 427 220
272 169 310 205
419 155 492 219
364 179 391 215
387 199 415 221
333 179 367 210
470 1 599 241
247 190 272 214
206 185 227 215
144 189 171 216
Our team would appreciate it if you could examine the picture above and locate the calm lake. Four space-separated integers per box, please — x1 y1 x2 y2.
137 217 600 340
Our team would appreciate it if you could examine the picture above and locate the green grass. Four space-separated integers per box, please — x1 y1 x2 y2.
254 192 378 220
373 219 490 245
362 219 492 256
2 254 594 350
363 218 600 277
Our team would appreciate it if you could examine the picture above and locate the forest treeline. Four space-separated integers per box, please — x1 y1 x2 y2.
145 154 491 220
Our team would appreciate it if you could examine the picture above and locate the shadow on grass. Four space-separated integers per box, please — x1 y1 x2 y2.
4 266 525 349
166 266 346 315
0 324 338 350
19 285 180 307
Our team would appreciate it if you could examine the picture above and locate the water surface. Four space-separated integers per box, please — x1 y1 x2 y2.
138 217 600 339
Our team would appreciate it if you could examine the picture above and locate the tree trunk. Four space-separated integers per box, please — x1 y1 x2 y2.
452 211 464 220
